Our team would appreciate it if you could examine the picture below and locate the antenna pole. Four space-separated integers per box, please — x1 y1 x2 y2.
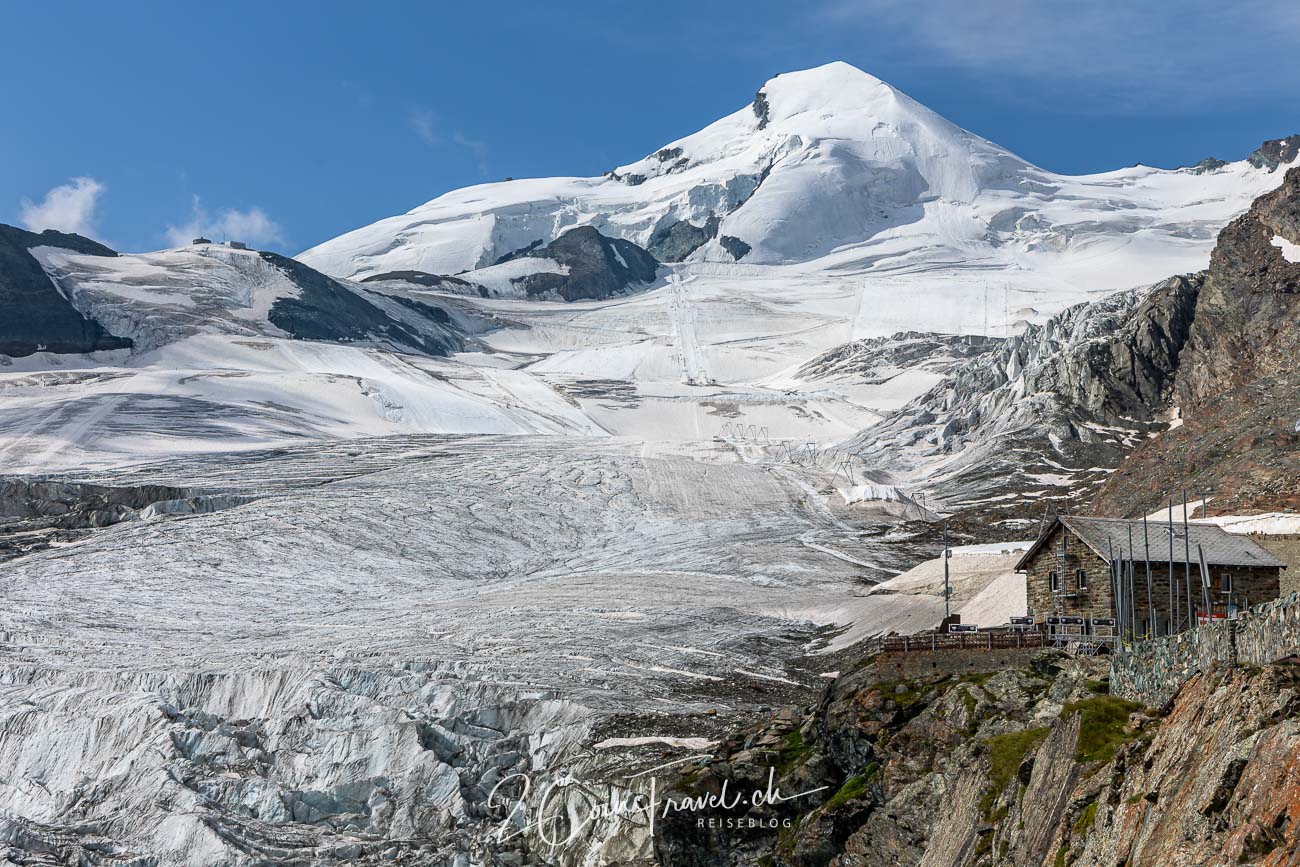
942 525 951 620
1199 544 1211 620
1127 524 1137 640
1108 538 1119 638
1143 515 1153 639
1183 490 1193 627
1168 498 1176 634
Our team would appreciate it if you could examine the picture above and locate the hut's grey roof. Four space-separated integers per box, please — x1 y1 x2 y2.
1014 516 1287 571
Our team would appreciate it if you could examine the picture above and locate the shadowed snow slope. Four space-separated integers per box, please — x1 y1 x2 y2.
29 243 463 356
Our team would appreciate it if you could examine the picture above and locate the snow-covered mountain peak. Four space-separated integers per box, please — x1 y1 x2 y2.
610 61 1026 210
755 61 956 137
299 60 1290 304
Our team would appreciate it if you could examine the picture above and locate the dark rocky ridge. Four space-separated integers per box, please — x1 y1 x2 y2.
648 215 720 262
359 270 472 288
360 269 492 299
719 235 752 261
1093 164 1300 515
1187 157 1228 174
1247 135 1300 172
509 225 660 301
261 252 462 356
0 224 133 357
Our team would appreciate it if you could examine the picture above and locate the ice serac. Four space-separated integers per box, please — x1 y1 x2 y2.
845 275 1201 518
0 224 133 357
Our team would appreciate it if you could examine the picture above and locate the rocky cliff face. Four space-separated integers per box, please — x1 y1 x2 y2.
647 216 721 262
1176 165 1300 407
508 226 660 301
0 224 133 357
1093 165 1300 516
653 651 1300 866
845 277 1199 521
1247 135 1300 172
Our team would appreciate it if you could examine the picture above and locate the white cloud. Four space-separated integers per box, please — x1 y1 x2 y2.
410 109 439 145
165 196 285 248
452 131 490 176
817 0 1300 111
20 177 105 237
410 108 490 175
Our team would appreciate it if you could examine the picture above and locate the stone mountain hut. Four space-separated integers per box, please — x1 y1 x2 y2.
1015 515 1285 636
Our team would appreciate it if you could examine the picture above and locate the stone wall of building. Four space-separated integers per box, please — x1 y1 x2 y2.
1023 525 1115 623
1026 525 1286 637
1111 591 1300 707
1253 534 1300 594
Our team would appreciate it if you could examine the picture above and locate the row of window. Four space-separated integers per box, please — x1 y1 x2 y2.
1049 569 1235 593
1048 568 1087 592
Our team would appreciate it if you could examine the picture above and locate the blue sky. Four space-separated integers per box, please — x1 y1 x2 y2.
5 0 1298 254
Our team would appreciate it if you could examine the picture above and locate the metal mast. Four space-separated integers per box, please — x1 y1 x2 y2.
942 525 951 620
1143 515 1153 639
1168 498 1176 634
1183 490 1193 626
1127 524 1137 640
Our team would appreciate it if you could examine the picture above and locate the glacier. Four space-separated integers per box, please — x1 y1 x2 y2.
0 60 1297 865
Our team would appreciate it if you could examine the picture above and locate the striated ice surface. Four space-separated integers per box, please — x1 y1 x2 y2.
0 435 926 864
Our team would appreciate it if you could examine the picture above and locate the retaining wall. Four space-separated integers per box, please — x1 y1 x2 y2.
871 646 1044 682
1111 592 1300 707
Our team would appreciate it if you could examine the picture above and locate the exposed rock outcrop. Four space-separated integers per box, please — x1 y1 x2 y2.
719 236 752 261
654 650 1300 866
360 269 492 299
648 216 720 262
0 224 133 357
753 89 771 130
1247 135 1300 172
359 270 473 289
261 252 462 356
1093 165 1300 515
509 226 660 301
1176 165 1300 407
